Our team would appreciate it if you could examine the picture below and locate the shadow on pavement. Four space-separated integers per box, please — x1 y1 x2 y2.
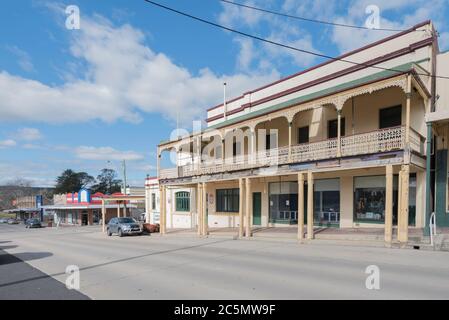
0 245 18 250
0 250 53 266
0 247 89 300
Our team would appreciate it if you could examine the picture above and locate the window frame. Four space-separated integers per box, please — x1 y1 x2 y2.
379 105 402 129
297 126 310 144
328 118 345 139
216 188 240 213
175 191 190 212
151 193 156 210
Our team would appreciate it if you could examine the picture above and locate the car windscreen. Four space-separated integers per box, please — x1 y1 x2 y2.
117 218 135 223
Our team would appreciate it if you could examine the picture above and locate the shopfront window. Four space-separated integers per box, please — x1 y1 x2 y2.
354 176 398 223
216 189 239 212
314 179 340 226
269 182 298 224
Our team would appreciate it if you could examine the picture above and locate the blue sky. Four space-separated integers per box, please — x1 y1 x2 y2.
0 0 448 187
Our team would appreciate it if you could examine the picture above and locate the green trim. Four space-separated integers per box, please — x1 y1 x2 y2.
175 191 190 212
424 123 432 235
159 59 429 145
435 149 449 227
209 60 429 130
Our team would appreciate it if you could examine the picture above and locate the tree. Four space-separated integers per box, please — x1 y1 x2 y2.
91 168 122 194
54 169 95 194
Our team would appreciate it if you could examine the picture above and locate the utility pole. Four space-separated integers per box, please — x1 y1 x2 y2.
122 159 128 195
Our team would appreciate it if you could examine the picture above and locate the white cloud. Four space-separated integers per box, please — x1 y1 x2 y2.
330 0 449 53
282 0 339 21
0 139 17 148
0 14 278 126
218 0 266 28
74 146 144 161
6 45 35 73
217 0 321 71
234 38 257 71
13 127 43 141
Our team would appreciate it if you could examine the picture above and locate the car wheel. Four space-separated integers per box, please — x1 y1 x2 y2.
118 229 123 237
107 228 112 236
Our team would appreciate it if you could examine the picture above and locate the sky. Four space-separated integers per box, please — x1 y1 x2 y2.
0 0 448 187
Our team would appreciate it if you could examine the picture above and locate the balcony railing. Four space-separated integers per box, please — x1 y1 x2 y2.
159 126 424 179
341 126 404 156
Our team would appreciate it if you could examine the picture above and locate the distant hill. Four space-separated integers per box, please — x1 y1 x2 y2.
0 186 54 210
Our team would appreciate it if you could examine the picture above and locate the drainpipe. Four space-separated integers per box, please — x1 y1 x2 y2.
424 122 432 236
424 23 438 236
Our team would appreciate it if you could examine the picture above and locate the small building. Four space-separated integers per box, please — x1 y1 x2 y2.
145 176 196 228
42 188 134 226
7 195 47 221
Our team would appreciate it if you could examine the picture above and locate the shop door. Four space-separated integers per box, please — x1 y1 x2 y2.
81 212 88 226
253 192 262 225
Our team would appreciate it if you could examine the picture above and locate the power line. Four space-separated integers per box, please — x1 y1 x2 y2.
219 0 414 32
142 0 449 80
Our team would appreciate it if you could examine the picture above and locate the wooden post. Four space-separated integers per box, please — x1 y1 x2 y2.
384 165 393 244
197 183 202 236
101 200 106 233
337 109 342 157
117 202 120 217
239 178 245 238
297 173 305 241
245 178 252 238
250 129 256 165
405 75 412 145
398 165 410 243
202 182 208 236
160 185 166 235
288 122 292 161
307 171 314 240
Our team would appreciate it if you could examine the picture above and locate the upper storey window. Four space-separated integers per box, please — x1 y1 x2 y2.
379 105 402 129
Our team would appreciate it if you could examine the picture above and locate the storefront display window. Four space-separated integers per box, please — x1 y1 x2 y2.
354 176 398 223
314 179 340 226
269 182 298 224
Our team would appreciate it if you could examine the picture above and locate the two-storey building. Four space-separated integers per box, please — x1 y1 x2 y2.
156 21 448 245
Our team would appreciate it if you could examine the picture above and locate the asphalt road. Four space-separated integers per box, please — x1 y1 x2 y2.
0 224 89 300
0 223 449 299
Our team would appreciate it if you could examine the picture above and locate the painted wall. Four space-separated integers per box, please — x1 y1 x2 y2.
208 22 432 126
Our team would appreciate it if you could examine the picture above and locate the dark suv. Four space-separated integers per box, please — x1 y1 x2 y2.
107 217 141 237
25 218 42 228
